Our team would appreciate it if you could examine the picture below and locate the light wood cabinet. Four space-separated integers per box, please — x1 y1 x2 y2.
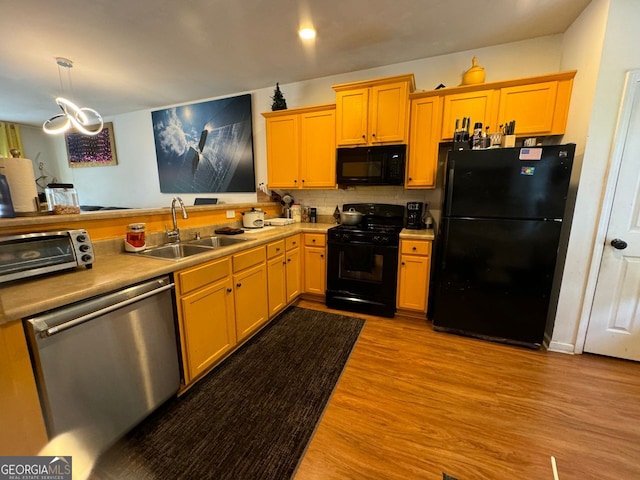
441 89 498 141
285 234 302 302
407 95 442 189
233 246 269 341
176 257 236 384
397 239 432 315
437 70 575 141
266 234 302 318
263 104 336 189
496 77 573 136
333 74 415 146
303 233 326 295
0 321 48 455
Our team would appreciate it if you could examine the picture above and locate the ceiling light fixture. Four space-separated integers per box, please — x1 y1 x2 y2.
298 27 316 40
43 57 103 136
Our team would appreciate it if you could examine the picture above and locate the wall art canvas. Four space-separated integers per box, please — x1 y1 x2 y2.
151 93 256 193
66 122 118 167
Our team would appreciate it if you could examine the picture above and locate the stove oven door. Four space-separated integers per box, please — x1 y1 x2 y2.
326 239 399 317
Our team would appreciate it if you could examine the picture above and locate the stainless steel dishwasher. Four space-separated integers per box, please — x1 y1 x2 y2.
24 275 180 456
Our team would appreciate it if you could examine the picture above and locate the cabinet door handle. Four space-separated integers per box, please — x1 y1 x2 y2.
372 133 376 138
320 254 324 258
287 258 291 262
409 177 413 181
361 134 366 139
276 247 280 251
236 282 242 288
283 261 286 265
401 262 405 266
226 288 232 293
292 241 297 245
312 238 316 243
412 246 417 251
294 179 297 184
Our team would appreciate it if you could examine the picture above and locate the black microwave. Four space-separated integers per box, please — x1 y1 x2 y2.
336 145 406 187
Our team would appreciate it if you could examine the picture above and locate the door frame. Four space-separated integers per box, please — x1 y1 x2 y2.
575 69 640 353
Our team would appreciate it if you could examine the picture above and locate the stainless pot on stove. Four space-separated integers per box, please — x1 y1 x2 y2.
242 207 265 228
340 208 364 226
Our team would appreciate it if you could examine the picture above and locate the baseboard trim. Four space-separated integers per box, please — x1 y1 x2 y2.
547 341 576 354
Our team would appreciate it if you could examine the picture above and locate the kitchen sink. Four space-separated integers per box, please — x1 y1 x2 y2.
186 236 251 248
139 243 214 260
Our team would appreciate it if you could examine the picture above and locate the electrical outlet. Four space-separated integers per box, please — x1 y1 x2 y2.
226 210 235 219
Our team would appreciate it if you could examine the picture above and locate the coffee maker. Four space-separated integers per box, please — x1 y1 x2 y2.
406 202 425 229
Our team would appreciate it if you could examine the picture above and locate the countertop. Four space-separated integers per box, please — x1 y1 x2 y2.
0 223 434 325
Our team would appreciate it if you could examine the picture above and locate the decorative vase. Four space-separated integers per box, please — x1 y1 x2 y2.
461 57 486 86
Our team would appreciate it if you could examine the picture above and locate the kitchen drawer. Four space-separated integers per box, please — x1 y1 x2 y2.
304 233 326 247
178 257 231 295
233 246 267 273
286 234 301 250
267 240 285 259
401 240 431 256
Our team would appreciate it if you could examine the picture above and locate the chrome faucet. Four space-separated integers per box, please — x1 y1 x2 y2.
166 196 188 243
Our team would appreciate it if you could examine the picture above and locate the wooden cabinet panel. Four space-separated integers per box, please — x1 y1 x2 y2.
333 74 415 146
441 89 497 141
304 246 326 295
286 234 301 250
286 247 301 302
407 95 441 189
0 321 48 455
233 245 266 273
264 104 336 189
267 253 287 317
370 81 410 144
335 88 369 146
180 277 235 382
265 113 299 188
397 239 432 314
234 263 269 341
497 82 558 136
266 240 285 259
178 257 231 295
300 108 336 188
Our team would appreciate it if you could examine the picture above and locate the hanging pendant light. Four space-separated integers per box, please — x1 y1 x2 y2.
43 57 103 136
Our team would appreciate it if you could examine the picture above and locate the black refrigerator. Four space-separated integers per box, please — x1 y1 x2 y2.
431 144 575 348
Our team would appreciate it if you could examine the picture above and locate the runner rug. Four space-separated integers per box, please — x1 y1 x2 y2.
90 306 365 480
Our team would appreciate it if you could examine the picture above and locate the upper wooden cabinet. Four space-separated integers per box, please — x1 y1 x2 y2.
441 89 498 141
332 74 415 146
437 70 576 140
407 95 442 189
263 104 336 190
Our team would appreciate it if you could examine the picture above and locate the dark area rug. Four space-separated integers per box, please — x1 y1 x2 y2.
90 306 365 480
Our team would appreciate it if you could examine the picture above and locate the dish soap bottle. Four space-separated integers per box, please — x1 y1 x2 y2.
333 205 341 223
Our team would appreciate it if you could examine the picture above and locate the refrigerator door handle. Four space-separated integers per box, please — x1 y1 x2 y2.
445 166 455 216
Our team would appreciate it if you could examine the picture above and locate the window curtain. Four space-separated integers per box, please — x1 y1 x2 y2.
0 122 24 158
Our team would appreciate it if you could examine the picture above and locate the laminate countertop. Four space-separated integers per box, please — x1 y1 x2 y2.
0 223 331 325
0 223 435 325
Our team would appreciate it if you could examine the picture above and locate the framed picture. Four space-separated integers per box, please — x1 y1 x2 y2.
65 122 118 168
151 93 256 193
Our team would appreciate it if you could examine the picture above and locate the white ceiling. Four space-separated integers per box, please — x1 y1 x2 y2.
1 0 591 126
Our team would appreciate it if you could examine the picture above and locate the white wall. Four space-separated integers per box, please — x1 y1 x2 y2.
552 0 640 352
35 35 564 210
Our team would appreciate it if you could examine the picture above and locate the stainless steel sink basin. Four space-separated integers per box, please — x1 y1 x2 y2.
139 243 214 260
186 236 251 248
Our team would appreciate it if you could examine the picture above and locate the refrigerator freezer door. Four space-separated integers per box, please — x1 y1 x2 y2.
431 217 563 346
445 145 575 220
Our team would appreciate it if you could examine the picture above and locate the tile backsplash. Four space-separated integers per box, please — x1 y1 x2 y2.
270 186 442 224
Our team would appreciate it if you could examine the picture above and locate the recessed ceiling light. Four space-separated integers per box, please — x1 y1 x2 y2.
298 28 316 40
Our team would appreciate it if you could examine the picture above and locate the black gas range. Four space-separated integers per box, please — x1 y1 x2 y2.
326 203 405 317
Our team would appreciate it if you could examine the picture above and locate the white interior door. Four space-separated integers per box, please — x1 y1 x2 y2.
585 70 640 361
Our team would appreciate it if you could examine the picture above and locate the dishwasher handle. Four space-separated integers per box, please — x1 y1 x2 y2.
44 282 175 337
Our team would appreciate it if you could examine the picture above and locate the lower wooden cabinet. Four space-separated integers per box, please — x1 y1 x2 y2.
267 234 302 318
176 246 268 386
303 233 327 295
397 239 432 315
0 321 49 455
233 246 269 342
176 257 236 384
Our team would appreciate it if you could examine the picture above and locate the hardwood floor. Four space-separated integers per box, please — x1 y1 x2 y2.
293 300 640 480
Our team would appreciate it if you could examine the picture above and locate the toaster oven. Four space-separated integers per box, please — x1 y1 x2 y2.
0 229 94 284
